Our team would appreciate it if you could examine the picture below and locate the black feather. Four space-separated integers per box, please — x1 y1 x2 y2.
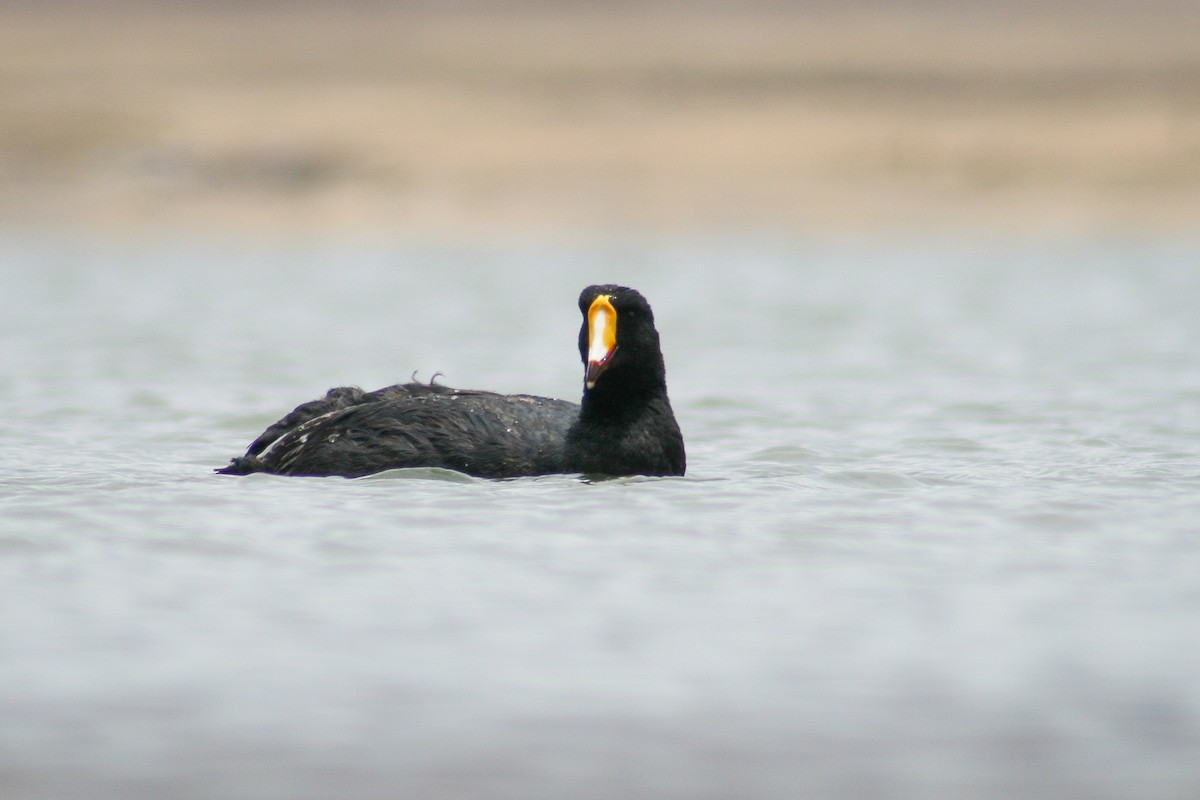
217 285 685 478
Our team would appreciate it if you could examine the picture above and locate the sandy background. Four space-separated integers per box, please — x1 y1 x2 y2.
2 1 1198 233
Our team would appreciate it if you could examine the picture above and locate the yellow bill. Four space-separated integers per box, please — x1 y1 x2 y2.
585 294 618 389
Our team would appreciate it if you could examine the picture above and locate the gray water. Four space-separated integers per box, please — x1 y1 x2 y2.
2 230 1199 799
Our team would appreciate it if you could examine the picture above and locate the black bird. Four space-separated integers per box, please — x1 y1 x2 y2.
217 285 685 478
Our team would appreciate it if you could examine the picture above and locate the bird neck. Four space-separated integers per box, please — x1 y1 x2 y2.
579 367 666 423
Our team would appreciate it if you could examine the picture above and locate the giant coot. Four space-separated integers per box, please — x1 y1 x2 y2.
217 285 685 478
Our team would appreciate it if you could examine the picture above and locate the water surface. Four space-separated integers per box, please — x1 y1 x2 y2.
2 231 1198 799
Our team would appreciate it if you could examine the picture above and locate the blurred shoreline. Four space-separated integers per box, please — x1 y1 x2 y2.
2 1 1198 234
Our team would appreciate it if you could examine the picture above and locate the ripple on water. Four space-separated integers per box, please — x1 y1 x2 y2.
903 436 989 453
747 444 831 464
816 470 922 490
359 467 482 483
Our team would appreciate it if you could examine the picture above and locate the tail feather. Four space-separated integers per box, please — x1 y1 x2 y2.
215 455 262 475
